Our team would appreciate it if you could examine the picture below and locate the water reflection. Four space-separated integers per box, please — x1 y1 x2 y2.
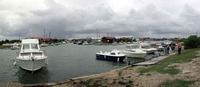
16 67 50 84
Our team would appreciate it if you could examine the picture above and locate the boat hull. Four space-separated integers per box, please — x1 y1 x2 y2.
123 51 146 58
96 54 125 62
17 59 47 71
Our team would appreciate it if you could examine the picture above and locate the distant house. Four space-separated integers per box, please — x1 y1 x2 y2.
101 36 116 43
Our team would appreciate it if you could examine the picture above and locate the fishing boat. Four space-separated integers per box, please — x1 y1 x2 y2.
122 44 147 58
16 39 48 71
96 50 126 62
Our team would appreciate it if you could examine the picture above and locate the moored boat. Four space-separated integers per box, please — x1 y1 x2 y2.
16 39 48 71
96 50 126 62
140 43 158 54
40 43 48 47
11 45 20 50
122 44 147 58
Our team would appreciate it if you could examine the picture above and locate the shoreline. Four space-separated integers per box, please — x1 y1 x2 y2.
1 50 200 87
0 65 133 87
0 53 169 87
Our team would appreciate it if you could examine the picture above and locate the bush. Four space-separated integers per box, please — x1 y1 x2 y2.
183 35 200 49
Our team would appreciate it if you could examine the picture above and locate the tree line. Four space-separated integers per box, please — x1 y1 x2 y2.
0 39 20 46
182 35 200 49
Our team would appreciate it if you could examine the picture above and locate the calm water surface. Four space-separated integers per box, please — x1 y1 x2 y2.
0 44 128 84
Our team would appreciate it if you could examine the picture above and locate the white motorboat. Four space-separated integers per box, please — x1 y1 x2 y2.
40 43 48 47
16 39 48 71
96 50 126 62
157 45 165 51
11 45 20 50
140 43 157 54
122 44 147 58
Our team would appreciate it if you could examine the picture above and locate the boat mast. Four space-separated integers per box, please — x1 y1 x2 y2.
97 28 98 42
43 29 46 38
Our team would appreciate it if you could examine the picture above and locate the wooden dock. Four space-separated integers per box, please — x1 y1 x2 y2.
132 53 176 66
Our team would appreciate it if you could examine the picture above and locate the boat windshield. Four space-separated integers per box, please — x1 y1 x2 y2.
141 45 151 49
23 44 39 50
111 53 116 55
23 44 30 50
126 46 131 49
31 44 38 49
131 45 139 49
126 45 139 49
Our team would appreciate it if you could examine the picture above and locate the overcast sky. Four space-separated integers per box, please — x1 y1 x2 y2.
0 0 200 40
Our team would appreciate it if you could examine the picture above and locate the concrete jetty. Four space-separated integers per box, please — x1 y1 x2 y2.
132 53 176 66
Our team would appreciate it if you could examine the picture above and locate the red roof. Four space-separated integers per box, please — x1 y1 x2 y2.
103 36 115 39
31 37 51 41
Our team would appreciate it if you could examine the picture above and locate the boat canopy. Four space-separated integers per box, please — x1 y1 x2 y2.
22 39 39 44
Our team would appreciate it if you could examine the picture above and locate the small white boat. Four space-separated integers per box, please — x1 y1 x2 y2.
140 43 157 54
82 41 90 45
122 44 147 58
40 43 48 47
16 39 48 71
11 45 20 50
157 45 165 51
96 50 126 62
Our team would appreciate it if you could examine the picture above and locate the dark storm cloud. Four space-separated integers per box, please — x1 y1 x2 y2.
0 0 200 40
14 0 115 38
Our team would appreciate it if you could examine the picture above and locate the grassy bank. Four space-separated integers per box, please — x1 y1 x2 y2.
159 79 195 87
140 48 200 75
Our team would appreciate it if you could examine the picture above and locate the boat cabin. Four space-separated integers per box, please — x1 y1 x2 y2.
21 39 40 51
110 50 124 56
140 43 151 49
126 44 140 49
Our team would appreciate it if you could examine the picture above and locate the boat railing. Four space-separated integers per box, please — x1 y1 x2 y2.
125 49 136 52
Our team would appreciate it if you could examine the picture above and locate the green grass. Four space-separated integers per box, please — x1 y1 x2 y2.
140 48 200 75
159 79 195 87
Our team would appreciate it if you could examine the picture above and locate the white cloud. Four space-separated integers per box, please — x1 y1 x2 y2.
0 0 200 40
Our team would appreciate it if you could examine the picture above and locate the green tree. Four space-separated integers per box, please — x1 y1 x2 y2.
184 35 199 49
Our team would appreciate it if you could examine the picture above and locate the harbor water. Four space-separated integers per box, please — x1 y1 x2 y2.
0 44 128 84
0 44 160 84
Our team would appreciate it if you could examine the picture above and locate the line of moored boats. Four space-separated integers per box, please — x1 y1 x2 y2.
95 41 174 62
